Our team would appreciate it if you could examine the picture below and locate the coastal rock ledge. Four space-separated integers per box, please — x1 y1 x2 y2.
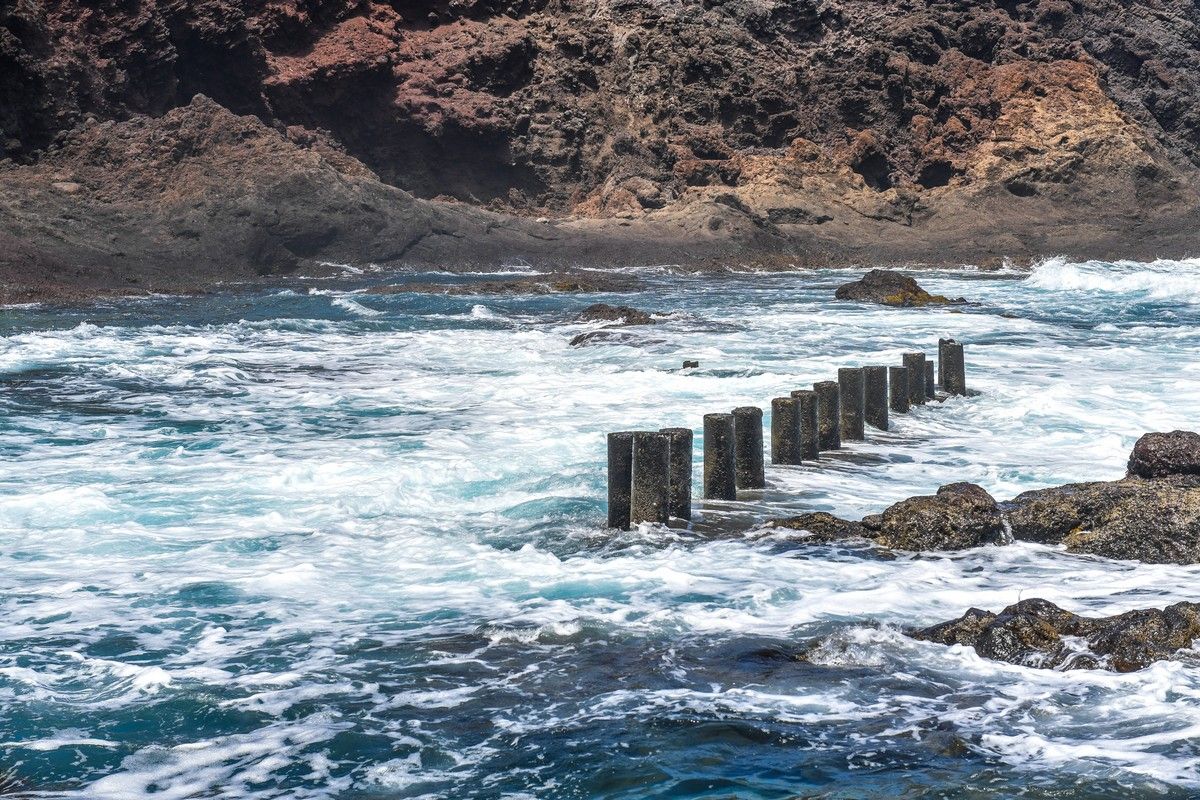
771 432 1200 564
910 598 1200 672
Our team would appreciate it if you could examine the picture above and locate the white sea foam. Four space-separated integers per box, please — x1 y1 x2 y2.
2 261 1200 795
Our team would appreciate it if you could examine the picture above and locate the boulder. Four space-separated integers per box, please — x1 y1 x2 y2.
834 269 966 307
1004 475 1200 563
864 482 1005 551
1127 430 1200 479
574 303 656 325
769 483 1004 552
910 598 1200 672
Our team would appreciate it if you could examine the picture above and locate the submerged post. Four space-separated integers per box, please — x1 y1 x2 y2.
703 413 737 501
770 397 802 465
630 432 670 525
791 389 820 461
813 381 841 451
940 338 967 396
889 366 910 413
838 368 866 441
607 432 636 530
733 406 765 489
902 352 926 405
925 360 936 400
863 366 889 431
660 427 693 520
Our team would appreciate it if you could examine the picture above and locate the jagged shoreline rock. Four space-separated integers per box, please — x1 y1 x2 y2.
771 432 1200 565
3 1 1200 299
910 598 1200 672
834 269 968 307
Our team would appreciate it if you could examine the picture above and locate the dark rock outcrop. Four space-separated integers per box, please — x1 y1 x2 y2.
1127 430 1200 479
1005 475 1200 564
911 598 1200 672
770 482 1003 552
863 482 1004 550
575 303 655 325
834 269 966 307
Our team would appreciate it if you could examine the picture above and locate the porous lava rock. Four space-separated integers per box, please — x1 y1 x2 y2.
574 303 655 325
911 598 1200 672
1005 474 1200 564
1127 430 1200 479
834 269 967 307
770 483 1003 552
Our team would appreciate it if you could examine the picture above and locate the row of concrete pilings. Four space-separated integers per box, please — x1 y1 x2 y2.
607 338 968 530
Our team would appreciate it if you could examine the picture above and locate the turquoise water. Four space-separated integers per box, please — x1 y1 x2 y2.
2 259 1200 797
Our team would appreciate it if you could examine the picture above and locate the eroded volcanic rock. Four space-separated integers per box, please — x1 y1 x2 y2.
4 0 1200 293
770 482 1003 551
366 274 642 296
911 598 1200 672
1005 475 1200 564
574 303 656 325
1127 430 1200 479
834 269 966 307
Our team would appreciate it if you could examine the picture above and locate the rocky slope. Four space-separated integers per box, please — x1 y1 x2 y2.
3 0 1200 296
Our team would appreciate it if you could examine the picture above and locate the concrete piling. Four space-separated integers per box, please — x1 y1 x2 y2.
925 360 936 399
939 338 967 396
902 352 926 405
863 366 889 431
838 367 866 441
660 427 693 520
607 431 636 530
770 397 802 465
791 389 821 461
733 406 766 489
630 432 671 525
889 366 910 413
813 380 841 451
703 413 737 501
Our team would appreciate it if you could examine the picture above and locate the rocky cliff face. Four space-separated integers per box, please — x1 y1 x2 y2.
3 0 1200 295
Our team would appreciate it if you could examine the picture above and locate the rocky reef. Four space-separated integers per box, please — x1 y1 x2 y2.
773 431 1200 565
834 269 967 307
911 598 1200 672
3 0 1200 297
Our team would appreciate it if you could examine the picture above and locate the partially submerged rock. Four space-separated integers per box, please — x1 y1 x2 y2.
834 269 967 307
574 303 656 325
911 598 1200 672
769 483 1003 551
863 482 1005 550
1005 475 1200 564
1127 430 1200 479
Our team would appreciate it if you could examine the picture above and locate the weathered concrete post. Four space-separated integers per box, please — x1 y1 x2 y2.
813 380 841 451
607 431 635 530
939 338 967 396
790 389 821 461
660 427 692 520
925 360 936 399
838 368 866 441
770 397 802 465
902 352 926 405
703 413 737 501
863 366 889 431
733 406 765 489
630 431 670 525
889 366 910 413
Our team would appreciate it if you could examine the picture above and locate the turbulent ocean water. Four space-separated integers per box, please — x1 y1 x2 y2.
3 258 1200 799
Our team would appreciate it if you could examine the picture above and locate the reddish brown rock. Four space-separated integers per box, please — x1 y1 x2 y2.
1127 431 1200 480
